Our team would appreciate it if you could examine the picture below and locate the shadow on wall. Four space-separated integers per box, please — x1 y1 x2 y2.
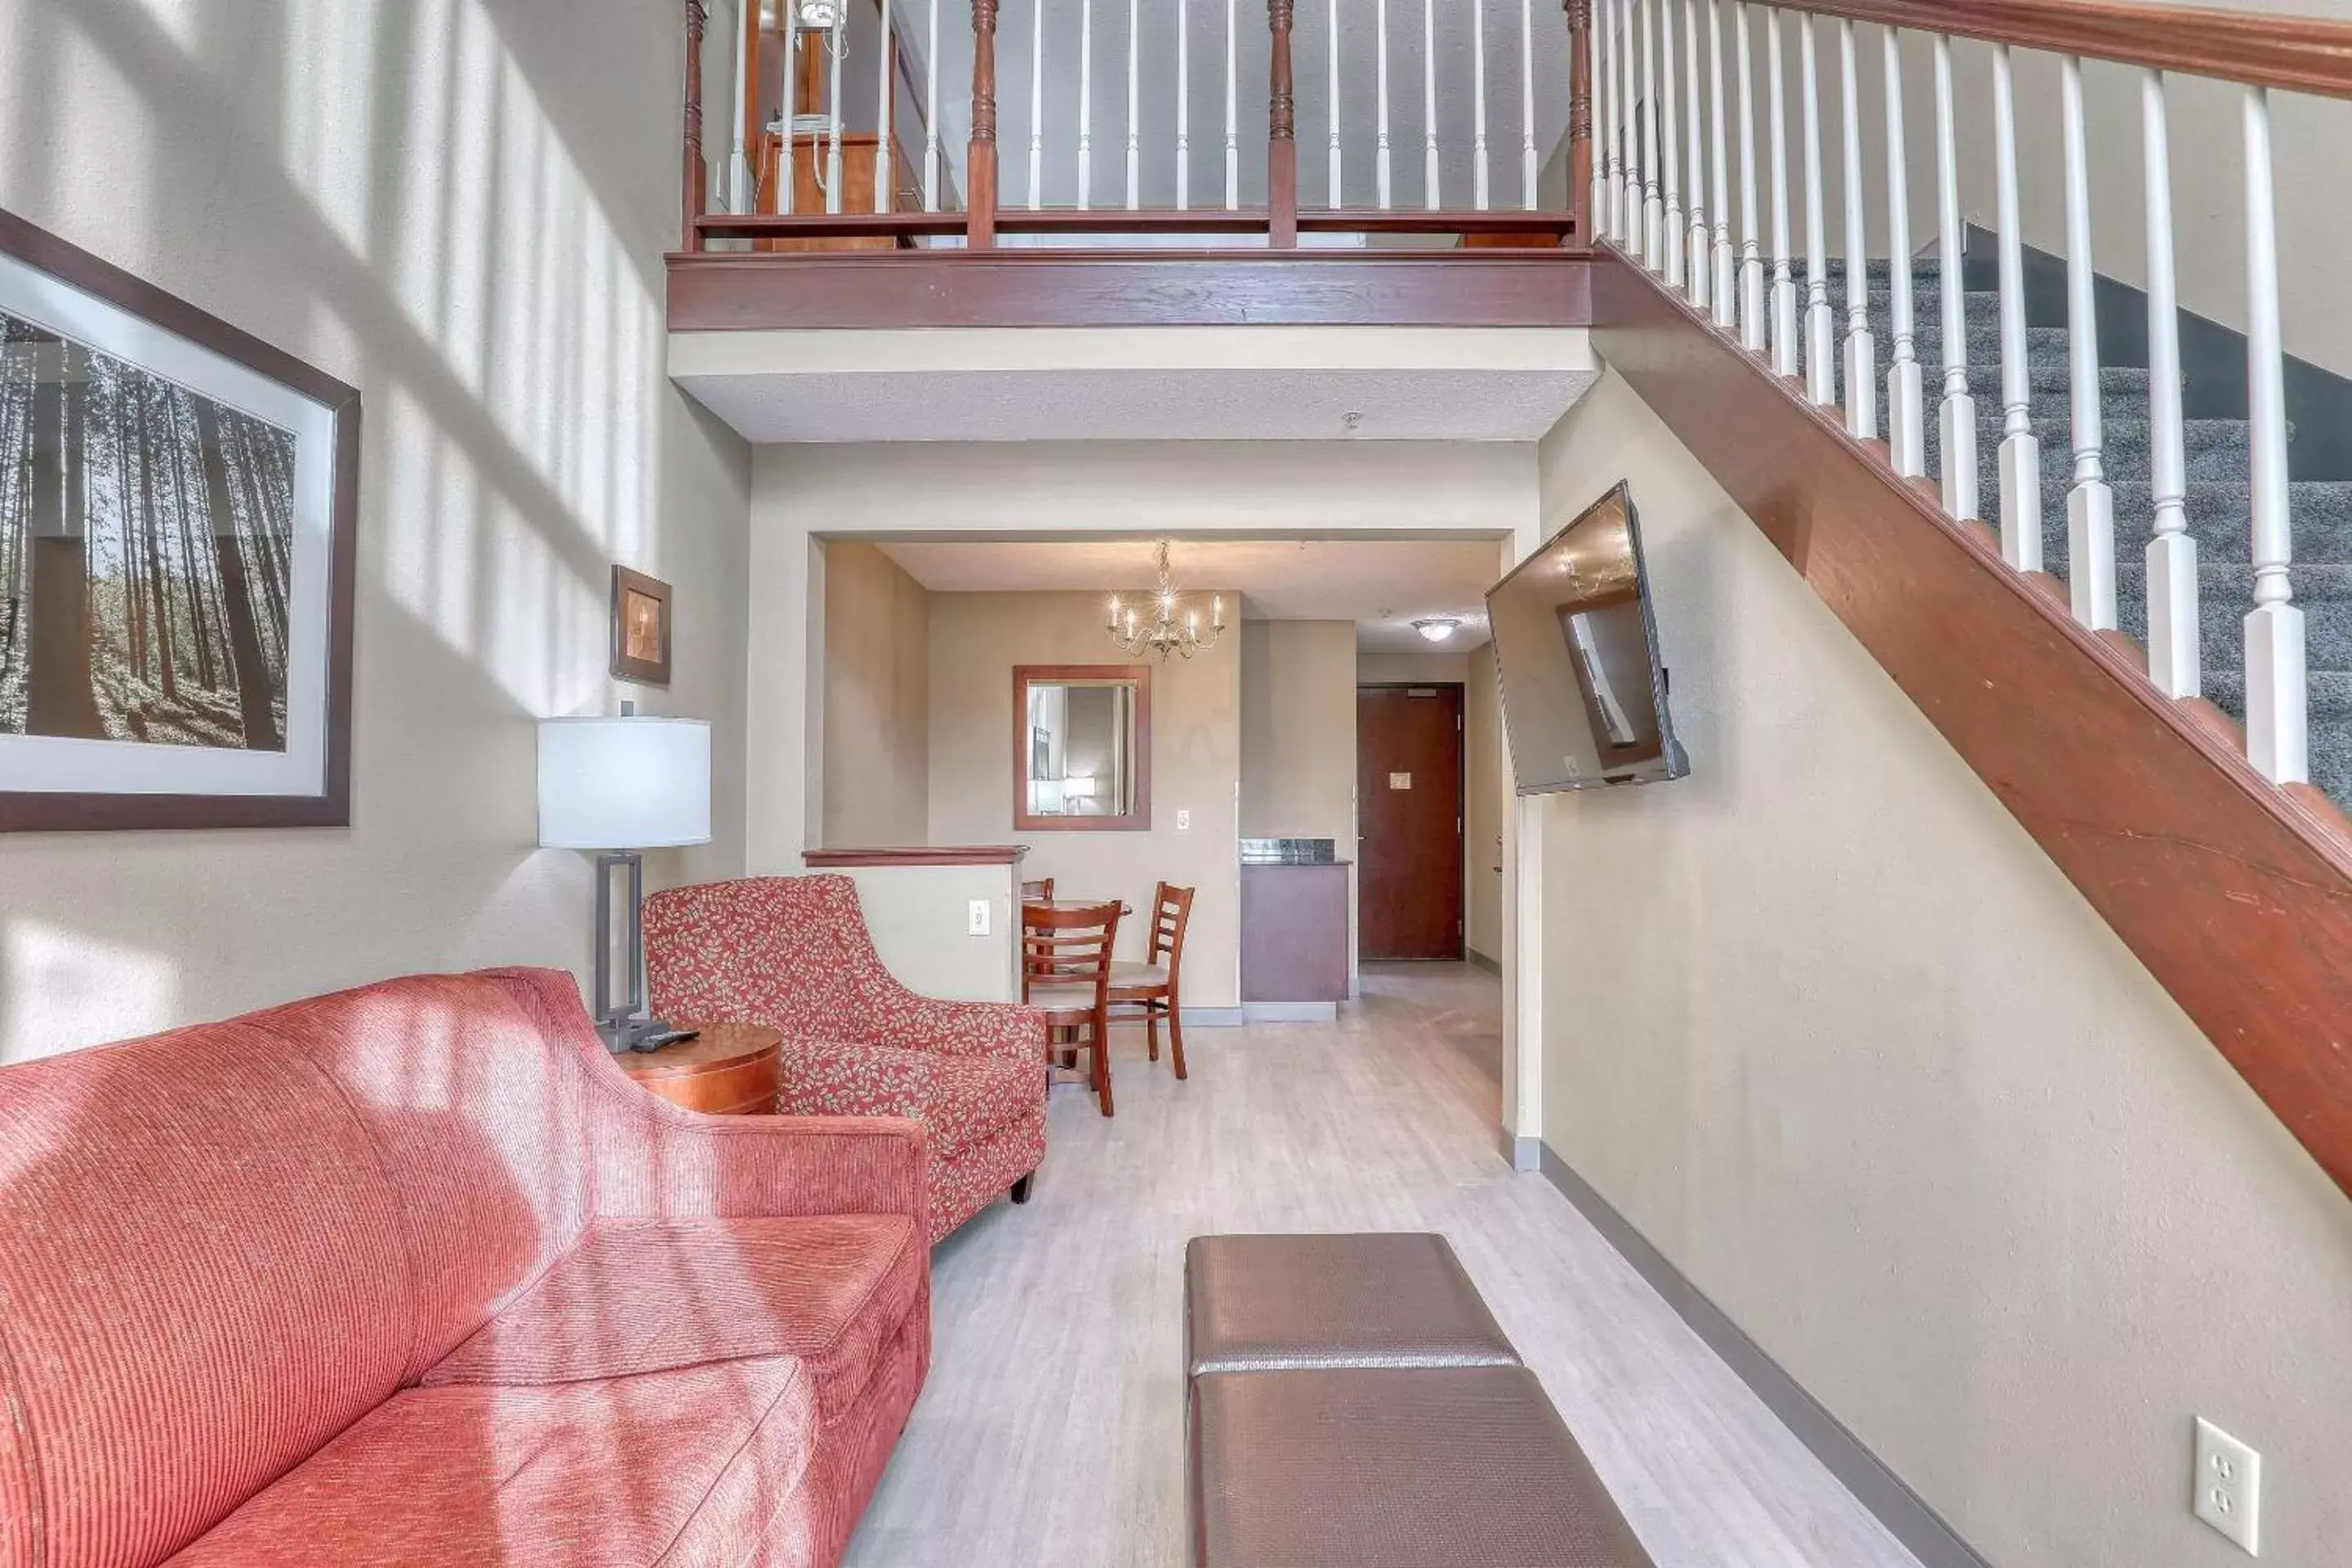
0 0 748 1058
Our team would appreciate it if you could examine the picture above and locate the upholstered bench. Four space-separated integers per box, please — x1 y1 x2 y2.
1184 1233 1655 1568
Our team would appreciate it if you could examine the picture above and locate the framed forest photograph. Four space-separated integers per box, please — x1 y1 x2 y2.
0 209 357 831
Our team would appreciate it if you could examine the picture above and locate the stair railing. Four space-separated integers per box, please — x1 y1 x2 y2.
1592 0 2352 791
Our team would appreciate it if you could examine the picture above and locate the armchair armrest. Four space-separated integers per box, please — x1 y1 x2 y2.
590 1089 929 1235
871 995 1047 1064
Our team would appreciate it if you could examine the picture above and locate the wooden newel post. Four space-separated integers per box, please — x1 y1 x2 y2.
969 0 1001 248
1268 0 1299 247
682 0 709 252
1566 0 1593 248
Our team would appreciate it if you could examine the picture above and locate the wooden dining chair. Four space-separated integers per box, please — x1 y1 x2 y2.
1109 883 1194 1080
1021 876 1056 904
1022 899 1122 1116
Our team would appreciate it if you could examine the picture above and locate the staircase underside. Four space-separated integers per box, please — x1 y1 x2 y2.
1589 244 2352 1199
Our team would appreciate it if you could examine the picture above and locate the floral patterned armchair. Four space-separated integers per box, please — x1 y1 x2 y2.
643 875 1048 1241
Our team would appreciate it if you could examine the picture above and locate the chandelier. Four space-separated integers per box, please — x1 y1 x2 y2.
1107 541 1227 661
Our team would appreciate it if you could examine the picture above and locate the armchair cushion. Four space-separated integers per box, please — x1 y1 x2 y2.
167 1356 818 1568
777 1040 1037 1158
424 1214 926 1428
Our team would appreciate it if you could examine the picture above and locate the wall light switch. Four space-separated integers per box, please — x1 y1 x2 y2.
1177 809 1191 831
2194 1417 2261 1556
967 899 991 937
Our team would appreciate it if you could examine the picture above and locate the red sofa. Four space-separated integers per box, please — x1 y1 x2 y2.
0 968 928 1568
643 875 1048 1241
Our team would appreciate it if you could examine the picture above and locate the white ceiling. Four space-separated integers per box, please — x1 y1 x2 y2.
679 364 1597 443
878 537 1504 650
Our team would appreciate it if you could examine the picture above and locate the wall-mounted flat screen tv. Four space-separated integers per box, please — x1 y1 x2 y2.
1486 479 1688 794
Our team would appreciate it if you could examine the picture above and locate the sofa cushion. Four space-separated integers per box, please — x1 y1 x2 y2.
0 1018 415 1568
258 973 601 1381
425 1215 924 1426
777 1040 1035 1156
1185 1233 1521 1376
165 1356 819 1568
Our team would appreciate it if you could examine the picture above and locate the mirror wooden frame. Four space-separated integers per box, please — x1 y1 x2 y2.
1012 664 1152 831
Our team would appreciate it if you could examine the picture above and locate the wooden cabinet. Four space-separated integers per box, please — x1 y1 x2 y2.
755 131 914 252
1241 863 1352 1008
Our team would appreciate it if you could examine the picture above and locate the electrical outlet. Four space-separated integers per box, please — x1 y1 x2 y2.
2194 1418 2261 1556
967 899 991 937
1176 809 1191 831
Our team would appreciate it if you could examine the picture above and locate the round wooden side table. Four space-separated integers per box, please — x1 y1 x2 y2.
617 1022 784 1116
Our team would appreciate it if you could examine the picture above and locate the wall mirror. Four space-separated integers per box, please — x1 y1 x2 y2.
1013 665 1151 831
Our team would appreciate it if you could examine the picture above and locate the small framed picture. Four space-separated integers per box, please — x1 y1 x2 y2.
611 566 672 686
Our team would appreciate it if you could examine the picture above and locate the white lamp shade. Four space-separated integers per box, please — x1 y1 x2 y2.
537 717 713 849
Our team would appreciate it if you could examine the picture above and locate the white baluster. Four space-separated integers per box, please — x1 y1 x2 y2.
1799 15 1833 403
1423 0 1441 210
826 18 844 212
1708 0 1735 326
1837 19 1873 439
1078 0 1094 208
1379 0 1395 210
1642 0 1662 268
1178 0 1192 208
1933 33 1976 519
1993 44 2042 572
2243 85 2307 784
1329 0 1343 205
1225 0 1240 208
875 0 894 214
1661 0 1684 287
1031 0 1049 207
730 0 754 212
780 3 799 215
1882 26 1921 475
1474 0 1491 211
923 0 939 210
2061 56 2116 630
1125 0 1140 208
1684 0 1707 305
1525 0 1542 207
1735 2 1764 350
2142 69 2197 698
1597 0 1615 230
1624 0 1644 246
1767 7 1797 376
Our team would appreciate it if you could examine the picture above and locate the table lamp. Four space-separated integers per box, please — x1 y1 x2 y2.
537 706 712 1052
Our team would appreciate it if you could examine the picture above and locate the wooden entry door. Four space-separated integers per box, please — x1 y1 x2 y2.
1357 685 1465 960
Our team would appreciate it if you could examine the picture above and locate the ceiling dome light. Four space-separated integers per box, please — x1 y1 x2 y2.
1413 617 1461 644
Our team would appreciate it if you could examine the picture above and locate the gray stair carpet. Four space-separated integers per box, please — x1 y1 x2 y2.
1772 256 2352 805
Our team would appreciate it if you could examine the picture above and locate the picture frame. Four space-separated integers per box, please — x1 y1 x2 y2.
610 566 673 687
0 207 359 833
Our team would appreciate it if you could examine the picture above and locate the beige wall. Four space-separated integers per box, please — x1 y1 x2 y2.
928 592 1243 1009
1535 368 2352 1567
1356 650 1474 685
837 862 1021 1004
0 0 750 1062
1464 642 1506 964
821 542 929 847
1240 621 1357 842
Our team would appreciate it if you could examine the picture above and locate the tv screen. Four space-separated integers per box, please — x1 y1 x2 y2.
1486 479 1688 795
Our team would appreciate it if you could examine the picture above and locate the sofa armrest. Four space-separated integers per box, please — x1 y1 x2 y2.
872 996 1048 1064
589 1084 929 1236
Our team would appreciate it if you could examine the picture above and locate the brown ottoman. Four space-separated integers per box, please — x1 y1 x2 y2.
1191 1365 1654 1568
1185 1232 1522 1374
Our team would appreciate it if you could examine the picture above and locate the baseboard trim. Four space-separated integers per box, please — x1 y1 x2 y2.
1466 948 1503 975
1497 1130 1544 1171
1240 1002 1339 1024
1538 1143 1993 1568
1179 1006 1245 1028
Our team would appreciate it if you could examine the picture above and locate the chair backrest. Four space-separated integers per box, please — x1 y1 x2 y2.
1022 900 1123 1008
1022 876 1057 903
1149 882 1198 975
642 875 898 1037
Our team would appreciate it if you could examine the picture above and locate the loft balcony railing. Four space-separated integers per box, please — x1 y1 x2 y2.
675 0 1598 256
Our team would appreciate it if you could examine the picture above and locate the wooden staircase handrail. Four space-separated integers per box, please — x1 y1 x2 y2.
1761 0 2352 102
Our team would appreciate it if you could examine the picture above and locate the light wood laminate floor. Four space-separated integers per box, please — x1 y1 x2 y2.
845 963 1923 1567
